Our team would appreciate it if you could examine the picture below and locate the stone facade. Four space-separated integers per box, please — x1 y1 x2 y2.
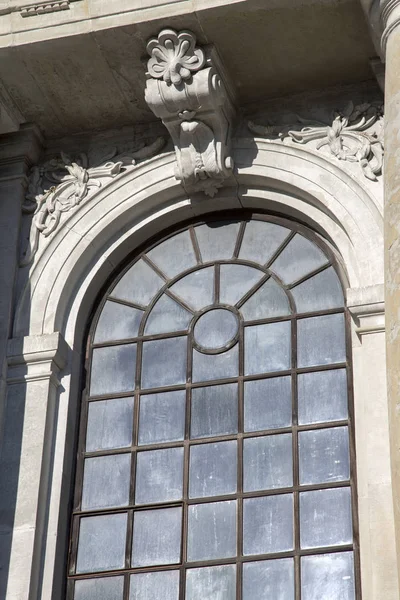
0 1 399 599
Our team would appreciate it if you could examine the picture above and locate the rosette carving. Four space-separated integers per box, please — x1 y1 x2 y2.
145 29 236 197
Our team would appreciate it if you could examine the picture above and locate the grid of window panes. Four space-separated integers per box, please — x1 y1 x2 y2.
68 215 358 600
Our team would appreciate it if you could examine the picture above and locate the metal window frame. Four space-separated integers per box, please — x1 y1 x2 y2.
66 211 360 600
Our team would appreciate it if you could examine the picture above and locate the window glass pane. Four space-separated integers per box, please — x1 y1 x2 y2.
191 383 238 438
195 221 240 262
135 447 184 504
301 552 355 600
147 230 197 278
298 369 348 425
194 308 239 351
299 427 350 485
186 565 236 600
141 337 187 389
192 344 238 383
239 220 291 264
245 321 291 376
90 344 136 396
170 267 214 311
300 487 353 549
144 294 192 335
74 576 124 600
86 397 134 452
189 440 237 498
243 495 294 555
76 513 127 573
138 390 185 445
244 376 292 432
111 259 164 306
291 267 344 313
130 571 180 600
82 454 131 510
243 434 293 492
297 314 346 368
240 278 291 321
187 501 236 561
94 301 143 343
132 507 182 567
243 559 294 600
220 264 264 305
270 234 328 285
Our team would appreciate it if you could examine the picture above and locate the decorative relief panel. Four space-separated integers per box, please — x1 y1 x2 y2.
248 102 384 182
145 29 236 197
20 137 165 266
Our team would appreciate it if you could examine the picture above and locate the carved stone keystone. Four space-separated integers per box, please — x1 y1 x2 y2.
145 29 236 197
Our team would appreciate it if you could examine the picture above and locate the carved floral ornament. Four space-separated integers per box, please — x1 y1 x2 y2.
144 29 236 197
20 138 165 266
248 102 384 182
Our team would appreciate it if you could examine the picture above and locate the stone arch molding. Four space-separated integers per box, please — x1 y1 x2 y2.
14 138 383 343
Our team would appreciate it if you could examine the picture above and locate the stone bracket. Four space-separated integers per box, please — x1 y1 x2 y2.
347 284 385 336
144 29 236 197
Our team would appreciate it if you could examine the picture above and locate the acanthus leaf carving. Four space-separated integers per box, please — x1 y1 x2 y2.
145 29 236 197
20 137 165 266
248 101 384 181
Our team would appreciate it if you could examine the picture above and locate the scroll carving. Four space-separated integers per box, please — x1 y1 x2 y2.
145 29 236 197
248 102 384 181
20 137 165 266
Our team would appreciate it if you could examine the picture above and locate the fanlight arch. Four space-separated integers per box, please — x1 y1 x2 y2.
68 214 358 600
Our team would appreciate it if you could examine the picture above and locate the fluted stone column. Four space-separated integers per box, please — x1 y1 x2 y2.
381 0 400 582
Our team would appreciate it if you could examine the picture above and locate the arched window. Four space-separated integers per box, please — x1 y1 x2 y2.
68 214 358 600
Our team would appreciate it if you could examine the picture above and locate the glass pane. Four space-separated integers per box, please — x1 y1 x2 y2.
147 230 197 278
244 376 292 432
245 321 291 376
76 513 127 573
239 220 291 264
135 447 184 504
130 571 180 600
301 552 355 600
240 278 291 321
81 454 131 510
243 434 293 492
298 368 348 425
291 267 344 313
138 390 185 445
86 397 134 451
270 234 328 285
144 294 192 335
194 308 239 351
220 264 264 305
90 344 136 396
195 220 240 261
300 487 353 549
189 440 237 498
192 344 238 383
297 314 346 368
243 495 294 555
74 576 124 600
243 559 294 600
186 565 236 600
94 301 143 343
187 501 236 561
191 383 238 438
170 267 214 311
132 507 182 567
111 259 164 306
299 427 350 485
141 336 187 389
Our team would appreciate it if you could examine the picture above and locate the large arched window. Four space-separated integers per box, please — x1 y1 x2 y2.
68 214 358 600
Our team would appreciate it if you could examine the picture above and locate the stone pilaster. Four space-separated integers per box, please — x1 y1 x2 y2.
379 0 400 586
